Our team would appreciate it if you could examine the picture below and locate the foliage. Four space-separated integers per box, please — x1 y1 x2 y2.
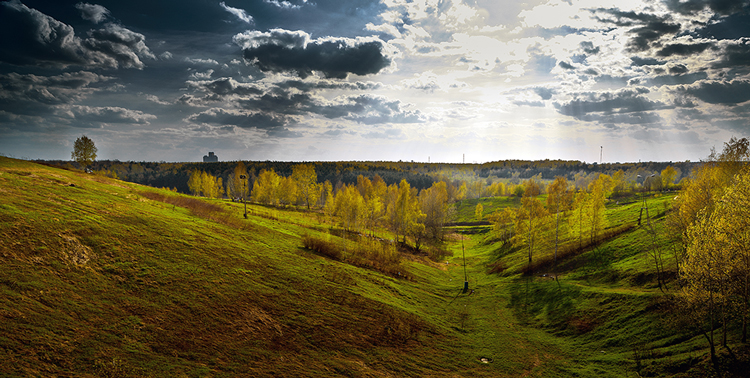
187 169 223 198
292 163 320 209
675 137 750 361
71 135 97 167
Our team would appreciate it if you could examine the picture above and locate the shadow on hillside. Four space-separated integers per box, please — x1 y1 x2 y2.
507 278 584 334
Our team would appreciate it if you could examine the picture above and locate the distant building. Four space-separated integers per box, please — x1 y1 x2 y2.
203 152 218 162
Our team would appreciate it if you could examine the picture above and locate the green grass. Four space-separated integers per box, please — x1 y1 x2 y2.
0 157 746 377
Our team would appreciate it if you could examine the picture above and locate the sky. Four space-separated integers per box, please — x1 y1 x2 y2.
1 0 749 163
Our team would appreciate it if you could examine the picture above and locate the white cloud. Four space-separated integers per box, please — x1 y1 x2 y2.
264 0 305 9
219 2 253 23
75 3 110 24
184 57 219 65
190 69 215 80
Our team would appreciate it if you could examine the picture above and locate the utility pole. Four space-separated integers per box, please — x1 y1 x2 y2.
600 146 603 164
240 174 247 218
462 234 468 293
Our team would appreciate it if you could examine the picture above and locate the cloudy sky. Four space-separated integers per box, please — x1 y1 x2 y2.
1 0 749 163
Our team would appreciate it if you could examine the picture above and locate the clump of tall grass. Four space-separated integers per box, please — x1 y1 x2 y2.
302 234 342 261
139 191 248 229
302 233 407 279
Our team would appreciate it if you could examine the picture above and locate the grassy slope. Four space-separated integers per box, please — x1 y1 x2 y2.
2 157 745 377
0 158 571 377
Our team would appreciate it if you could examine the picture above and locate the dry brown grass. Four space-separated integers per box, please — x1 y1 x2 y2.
139 191 250 230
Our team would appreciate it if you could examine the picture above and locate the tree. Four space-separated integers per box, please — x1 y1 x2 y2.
251 169 281 205
388 179 425 246
661 166 678 189
72 135 97 168
334 185 365 231
279 176 297 206
490 207 515 244
475 203 484 222
187 169 202 196
547 177 571 265
292 164 320 209
420 181 450 240
513 179 549 270
587 174 609 246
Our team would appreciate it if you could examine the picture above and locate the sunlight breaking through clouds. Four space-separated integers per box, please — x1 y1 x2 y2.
0 0 749 162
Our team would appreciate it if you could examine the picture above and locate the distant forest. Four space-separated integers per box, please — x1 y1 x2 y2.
40 159 699 195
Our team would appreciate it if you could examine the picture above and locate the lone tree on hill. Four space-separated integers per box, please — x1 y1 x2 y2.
71 135 97 168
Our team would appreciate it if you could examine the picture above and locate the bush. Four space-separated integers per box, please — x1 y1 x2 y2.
302 234 342 261
302 234 407 278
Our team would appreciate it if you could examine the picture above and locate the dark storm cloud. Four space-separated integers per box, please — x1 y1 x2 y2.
695 12 750 40
276 79 382 92
0 71 112 105
238 91 316 115
84 23 156 68
554 88 669 123
656 42 715 57
187 108 288 130
579 41 600 55
0 1 153 69
236 90 424 125
59 105 156 126
663 0 750 16
631 57 664 66
187 77 264 97
669 64 688 74
0 71 113 117
684 80 750 104
648 72 708 86
712 40 750 69
335 95 424 125
558 61 576 70
594 8 680 52
233 29 391 79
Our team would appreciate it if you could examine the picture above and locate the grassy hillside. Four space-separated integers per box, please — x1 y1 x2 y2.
1 157 746 377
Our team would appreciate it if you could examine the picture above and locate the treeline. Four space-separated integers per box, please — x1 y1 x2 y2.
41 159 698 198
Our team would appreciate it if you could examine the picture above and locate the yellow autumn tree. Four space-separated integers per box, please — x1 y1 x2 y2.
420 181 450 240
587 174 609 245
292 164 320 209
547 176 572 264
187 169 202 196
251 169 281 205
661 165 679 190
388 179 425 246
513 179 550 270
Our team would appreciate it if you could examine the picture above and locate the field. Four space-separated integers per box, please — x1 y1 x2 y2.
1 157 747 377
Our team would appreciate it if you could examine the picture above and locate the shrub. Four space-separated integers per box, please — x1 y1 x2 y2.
302 234 342 261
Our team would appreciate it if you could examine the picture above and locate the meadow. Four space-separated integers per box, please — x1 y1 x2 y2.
0 156 747 377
